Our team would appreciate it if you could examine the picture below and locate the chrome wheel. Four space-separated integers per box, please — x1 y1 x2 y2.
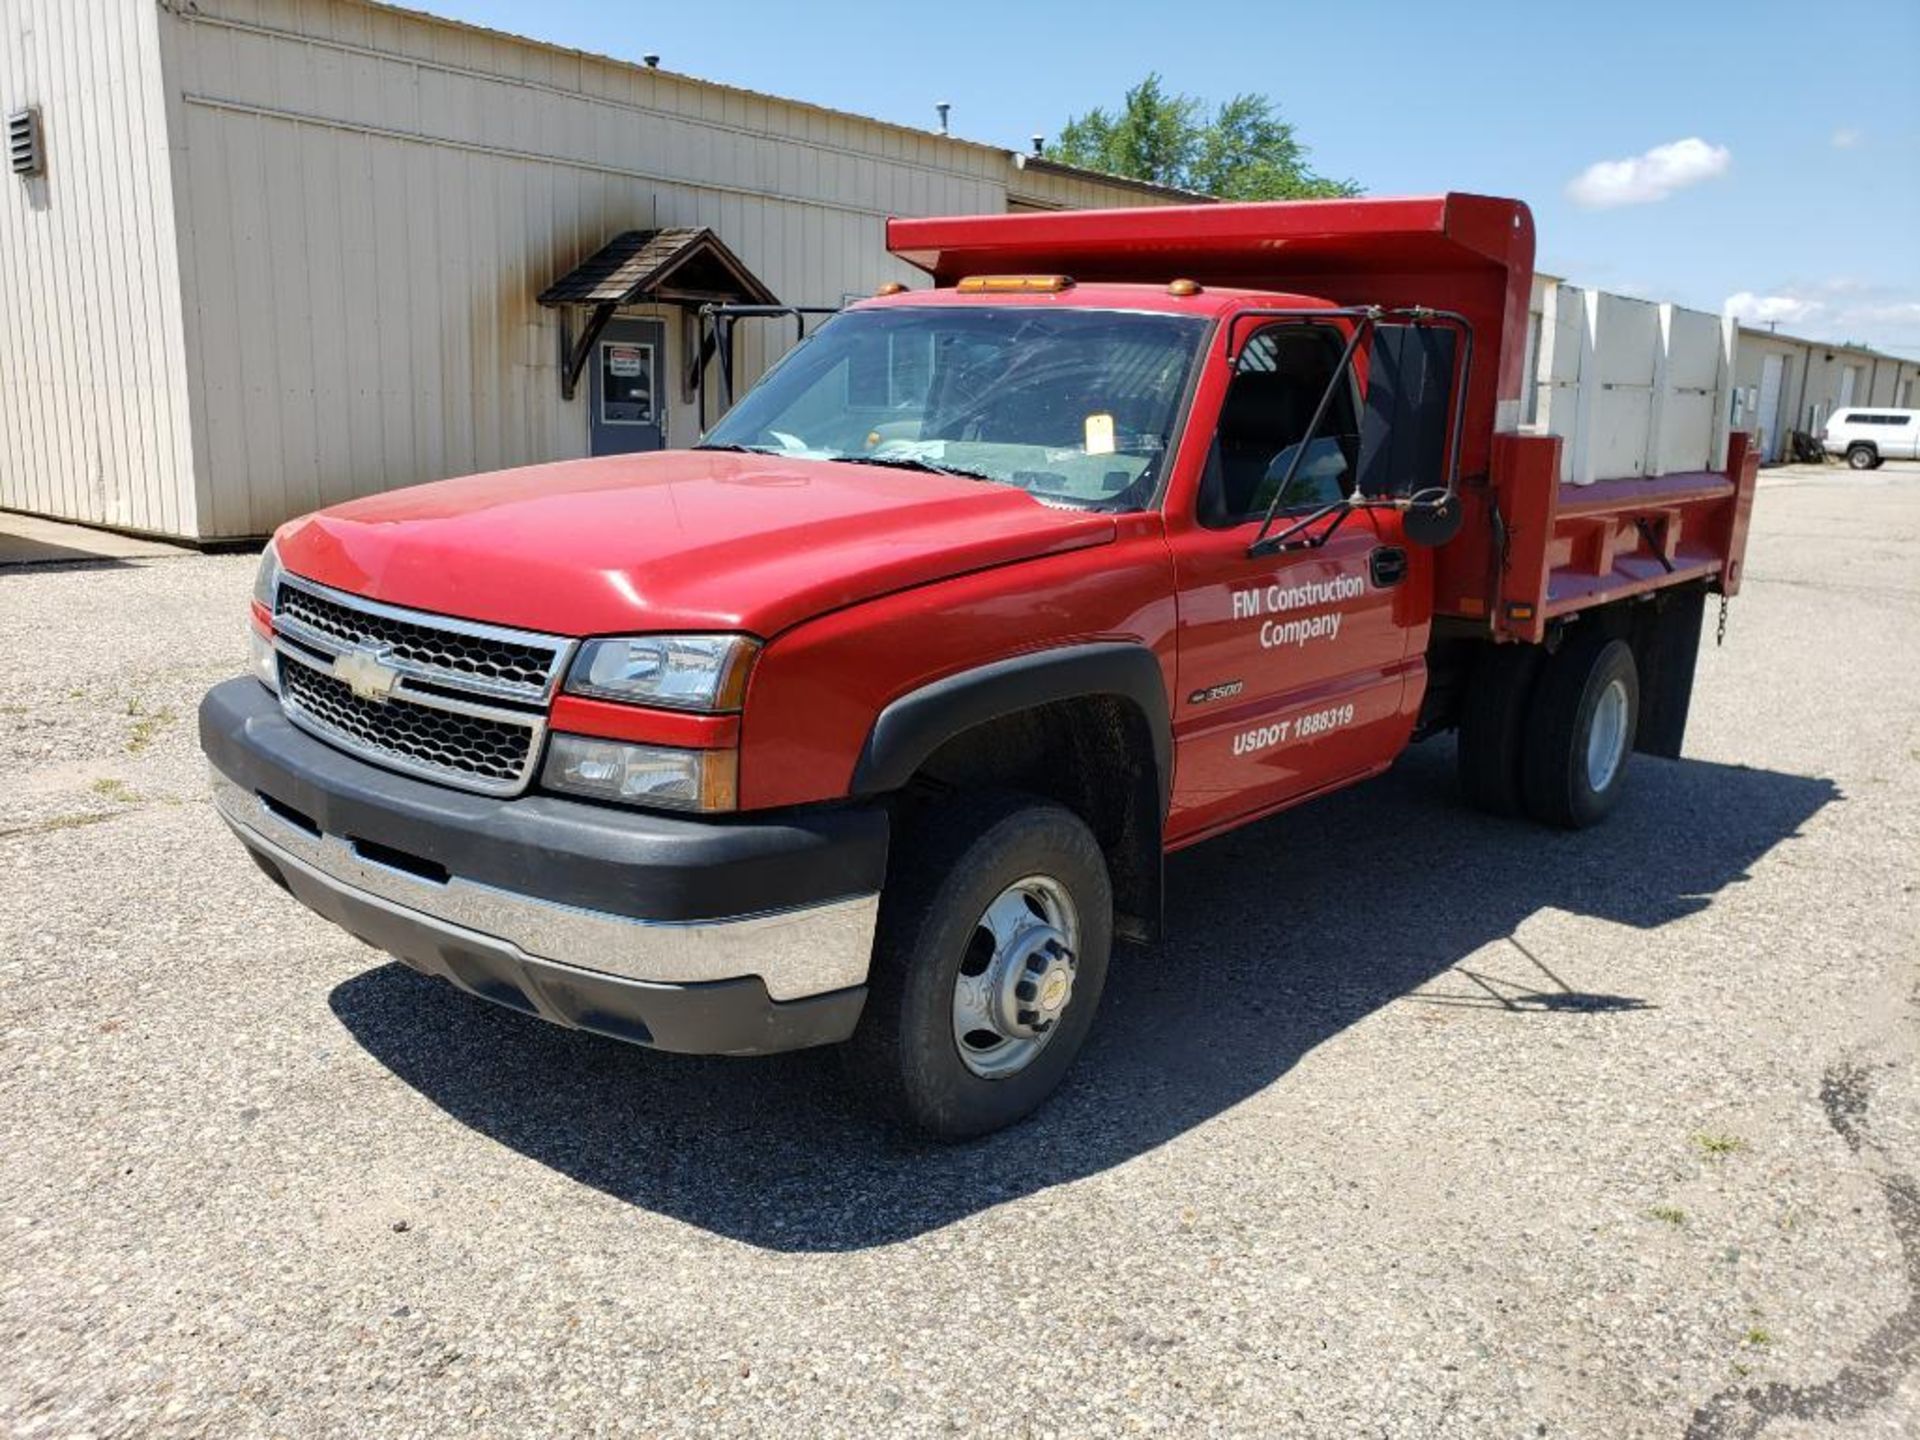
1586 676 1630 792
951 875 1080 1080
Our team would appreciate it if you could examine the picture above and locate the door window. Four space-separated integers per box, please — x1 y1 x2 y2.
598 342 655 425
1199 324 1358 527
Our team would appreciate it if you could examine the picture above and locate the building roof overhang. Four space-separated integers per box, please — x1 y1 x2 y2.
539 228 779 401
539 227 778 309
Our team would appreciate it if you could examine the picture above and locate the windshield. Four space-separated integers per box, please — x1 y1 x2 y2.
701 305 1207 510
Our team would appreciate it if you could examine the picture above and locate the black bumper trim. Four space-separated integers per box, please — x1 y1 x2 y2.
199 678 888 924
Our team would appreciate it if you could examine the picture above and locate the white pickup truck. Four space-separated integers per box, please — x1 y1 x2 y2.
1823 409 1920 470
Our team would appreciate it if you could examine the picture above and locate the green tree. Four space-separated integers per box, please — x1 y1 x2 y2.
1053 75 1357 200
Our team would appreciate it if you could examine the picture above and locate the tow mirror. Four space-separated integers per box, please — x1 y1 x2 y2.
1356 323 1464 547
1357 324 1456 498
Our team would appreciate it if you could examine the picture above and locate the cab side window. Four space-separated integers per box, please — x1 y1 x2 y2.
1200 324 1359 527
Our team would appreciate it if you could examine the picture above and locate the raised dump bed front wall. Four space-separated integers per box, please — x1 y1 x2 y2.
1526 279 1734 486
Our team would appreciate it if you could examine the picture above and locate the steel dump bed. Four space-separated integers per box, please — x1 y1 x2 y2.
889 193 1757 640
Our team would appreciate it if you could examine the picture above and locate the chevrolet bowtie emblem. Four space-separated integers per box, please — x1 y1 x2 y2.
333 647 402 703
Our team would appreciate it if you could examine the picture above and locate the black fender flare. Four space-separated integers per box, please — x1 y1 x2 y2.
850 641 1173 815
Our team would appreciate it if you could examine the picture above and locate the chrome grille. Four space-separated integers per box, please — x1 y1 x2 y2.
275 576 567 704
280 662 534 789
269 575 569 797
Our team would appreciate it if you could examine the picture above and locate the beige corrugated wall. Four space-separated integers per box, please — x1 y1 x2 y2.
1 0 1175 540
159 0 1172 539
0 0 198 535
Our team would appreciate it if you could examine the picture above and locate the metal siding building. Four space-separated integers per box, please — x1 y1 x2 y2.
1730 327 1920 464
0 0 1180 541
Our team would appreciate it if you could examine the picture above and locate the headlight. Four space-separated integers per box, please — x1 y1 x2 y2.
252 539 281 610
249 541 281 692
541 735 738 812
565 634 757 711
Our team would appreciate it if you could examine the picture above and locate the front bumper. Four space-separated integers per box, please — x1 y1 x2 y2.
200 678 886 1055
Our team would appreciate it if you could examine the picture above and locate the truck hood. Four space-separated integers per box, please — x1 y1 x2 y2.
274 451 1117 637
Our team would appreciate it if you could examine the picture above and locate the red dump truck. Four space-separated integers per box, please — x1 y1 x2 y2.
200 194 1757 1137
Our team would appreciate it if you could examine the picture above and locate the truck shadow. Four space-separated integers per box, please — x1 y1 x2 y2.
328 741 1837 1252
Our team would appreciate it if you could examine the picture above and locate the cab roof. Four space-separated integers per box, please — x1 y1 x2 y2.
848 282 1338 319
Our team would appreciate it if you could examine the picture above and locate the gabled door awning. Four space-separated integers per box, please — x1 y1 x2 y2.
540 228 779 401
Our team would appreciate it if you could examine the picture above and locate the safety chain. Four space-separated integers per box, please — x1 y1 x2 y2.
1716 593 1730 647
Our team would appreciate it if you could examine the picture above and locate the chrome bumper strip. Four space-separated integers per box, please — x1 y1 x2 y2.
211 771 878 1002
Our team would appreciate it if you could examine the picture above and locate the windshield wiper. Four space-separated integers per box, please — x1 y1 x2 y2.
691 442 779 454
834 453 998 483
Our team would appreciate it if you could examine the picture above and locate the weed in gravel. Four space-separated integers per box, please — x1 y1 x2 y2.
0 812 120 839
1744 1327 1772 1347
90 777 141 804
125 700 177 754
1694 1132 1748 1158
1650 1205 1687 1226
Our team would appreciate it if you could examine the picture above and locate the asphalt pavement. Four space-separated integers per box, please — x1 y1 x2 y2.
2 462 1916 1437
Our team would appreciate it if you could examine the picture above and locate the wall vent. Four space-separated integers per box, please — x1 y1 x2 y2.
8 108 43 177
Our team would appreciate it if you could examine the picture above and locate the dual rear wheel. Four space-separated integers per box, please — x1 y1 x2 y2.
1458 626 1641 828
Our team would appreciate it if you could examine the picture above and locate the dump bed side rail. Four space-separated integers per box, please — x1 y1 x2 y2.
1480 432 1759 645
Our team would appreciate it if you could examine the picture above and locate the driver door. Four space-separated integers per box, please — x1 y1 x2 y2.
1165 322 1418 843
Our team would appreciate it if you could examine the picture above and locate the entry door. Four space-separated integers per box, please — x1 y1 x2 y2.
1756 353 1784 461
1164 323 1418 842
589 318 667 455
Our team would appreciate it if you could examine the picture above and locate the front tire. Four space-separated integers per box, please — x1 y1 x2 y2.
1847 444 1877 471
848 793 1112 1139
1520 631 1640 829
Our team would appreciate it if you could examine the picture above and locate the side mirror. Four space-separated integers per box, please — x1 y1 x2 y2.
1403 491 1464 547
1355 323 1458 503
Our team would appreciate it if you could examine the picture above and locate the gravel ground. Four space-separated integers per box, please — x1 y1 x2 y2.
2 463 1917 1438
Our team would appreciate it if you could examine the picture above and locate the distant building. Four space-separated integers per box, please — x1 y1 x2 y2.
1731 328 1920 464
0 0 1186 541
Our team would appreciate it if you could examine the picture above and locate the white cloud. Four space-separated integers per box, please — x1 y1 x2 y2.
1830 128 1863 149
1723 291 1824 327
1723 281 1920 354
1566 138 1732 209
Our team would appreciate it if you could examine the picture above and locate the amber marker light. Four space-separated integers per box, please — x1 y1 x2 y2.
1167 278 1203 296
875 281 908 295
955 274 1075 293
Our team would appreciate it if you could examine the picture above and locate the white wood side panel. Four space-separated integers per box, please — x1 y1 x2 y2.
0 0 196 535
1528 280 1732 484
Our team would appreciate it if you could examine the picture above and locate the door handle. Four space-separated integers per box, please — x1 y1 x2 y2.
1369 546 1408 587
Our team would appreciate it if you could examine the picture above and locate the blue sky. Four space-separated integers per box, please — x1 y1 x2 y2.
420 0 1919 356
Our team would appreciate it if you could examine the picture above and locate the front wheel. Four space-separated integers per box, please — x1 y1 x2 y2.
847 793 1112 1139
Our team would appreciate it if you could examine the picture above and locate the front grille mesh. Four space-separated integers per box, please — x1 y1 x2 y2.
278 584 557 694
281 662 532 787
